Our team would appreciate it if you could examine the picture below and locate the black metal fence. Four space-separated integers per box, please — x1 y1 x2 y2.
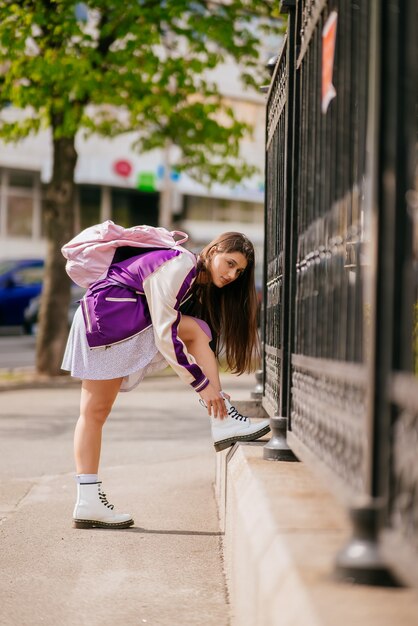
264 37 287 418
263 0 417 587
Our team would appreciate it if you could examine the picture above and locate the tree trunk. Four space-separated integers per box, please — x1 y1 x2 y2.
35 132 78 376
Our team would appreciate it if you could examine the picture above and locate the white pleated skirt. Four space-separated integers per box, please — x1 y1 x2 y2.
61 307 167 392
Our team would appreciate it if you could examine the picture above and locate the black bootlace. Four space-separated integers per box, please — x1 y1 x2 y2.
98 489 114 510
199 398 249 422
228 405 248 422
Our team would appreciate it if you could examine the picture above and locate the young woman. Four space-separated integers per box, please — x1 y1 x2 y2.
62 231 270 529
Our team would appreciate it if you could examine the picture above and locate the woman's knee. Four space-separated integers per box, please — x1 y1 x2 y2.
80 378 122 425
80 401 111 426
179 315 211 345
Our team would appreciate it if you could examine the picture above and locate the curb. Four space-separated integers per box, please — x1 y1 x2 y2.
215 444 418 626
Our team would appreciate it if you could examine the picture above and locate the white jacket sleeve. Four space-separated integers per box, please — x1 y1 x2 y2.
143 253 210 392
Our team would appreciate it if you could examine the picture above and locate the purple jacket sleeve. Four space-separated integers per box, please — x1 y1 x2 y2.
142 253 210 392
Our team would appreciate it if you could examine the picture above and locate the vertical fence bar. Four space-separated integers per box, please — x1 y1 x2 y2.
379 0 418 588
262 1 298 461
333 0 400 585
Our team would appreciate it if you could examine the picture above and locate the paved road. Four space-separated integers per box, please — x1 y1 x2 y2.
0 372 254 626
0 335 36 369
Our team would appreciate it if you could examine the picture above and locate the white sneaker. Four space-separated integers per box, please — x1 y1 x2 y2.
210 397 270 452
73 482 134 529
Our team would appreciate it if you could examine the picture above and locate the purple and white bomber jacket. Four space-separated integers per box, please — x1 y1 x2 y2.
81 247 210 393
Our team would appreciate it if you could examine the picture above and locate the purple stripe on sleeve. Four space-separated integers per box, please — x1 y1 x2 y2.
175 266 197 306
171 310 206 383
166 264 209 387
194 377 209 392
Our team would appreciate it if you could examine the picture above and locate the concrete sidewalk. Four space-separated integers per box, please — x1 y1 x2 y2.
0 372 254 626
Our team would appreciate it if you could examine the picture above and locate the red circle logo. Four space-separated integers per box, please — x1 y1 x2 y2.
113 159 133 177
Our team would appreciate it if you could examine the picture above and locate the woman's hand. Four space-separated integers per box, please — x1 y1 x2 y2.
199 384 227 419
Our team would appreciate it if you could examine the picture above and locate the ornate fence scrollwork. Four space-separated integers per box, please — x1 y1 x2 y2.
291 355 366 495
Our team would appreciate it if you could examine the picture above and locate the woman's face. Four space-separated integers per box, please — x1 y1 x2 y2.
209 250 248 288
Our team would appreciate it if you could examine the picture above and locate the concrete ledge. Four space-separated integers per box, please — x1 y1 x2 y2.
215 443 418 626
214 399 269 531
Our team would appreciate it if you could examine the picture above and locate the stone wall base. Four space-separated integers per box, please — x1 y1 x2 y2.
215 413 418 625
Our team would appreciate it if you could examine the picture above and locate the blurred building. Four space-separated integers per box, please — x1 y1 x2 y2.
0 53 278 261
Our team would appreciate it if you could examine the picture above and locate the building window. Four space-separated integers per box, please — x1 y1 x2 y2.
184 195 263 224
78 185 101 230
111 188 159 227
8 196 33 236
0 168 40 239
9 170 35 188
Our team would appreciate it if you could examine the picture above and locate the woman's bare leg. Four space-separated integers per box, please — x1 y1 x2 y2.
74 377 123 474
178 315 221 391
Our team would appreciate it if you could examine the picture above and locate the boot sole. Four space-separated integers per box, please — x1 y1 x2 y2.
213 424 271 452
73 518 134 529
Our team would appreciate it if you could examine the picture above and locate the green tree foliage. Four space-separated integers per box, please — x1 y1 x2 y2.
0 0 282 181
0 0 283 375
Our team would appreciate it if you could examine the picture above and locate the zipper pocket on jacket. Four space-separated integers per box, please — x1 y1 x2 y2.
105 297 137 302
82 297 92 333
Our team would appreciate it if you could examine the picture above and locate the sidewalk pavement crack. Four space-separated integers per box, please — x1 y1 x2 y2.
0 481 36 525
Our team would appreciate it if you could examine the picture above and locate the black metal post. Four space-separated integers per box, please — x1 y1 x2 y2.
333 0 400 586
263 0 298 462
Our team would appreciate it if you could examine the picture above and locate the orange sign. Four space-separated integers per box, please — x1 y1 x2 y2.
322 11 338 114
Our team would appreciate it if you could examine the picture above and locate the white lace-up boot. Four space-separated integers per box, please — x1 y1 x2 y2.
210 396 270 452
73 482 134 529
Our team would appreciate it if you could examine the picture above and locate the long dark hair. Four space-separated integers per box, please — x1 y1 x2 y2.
193 232 259 374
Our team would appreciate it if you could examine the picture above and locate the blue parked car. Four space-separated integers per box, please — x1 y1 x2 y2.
23 284 85 335
0 259 44 326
